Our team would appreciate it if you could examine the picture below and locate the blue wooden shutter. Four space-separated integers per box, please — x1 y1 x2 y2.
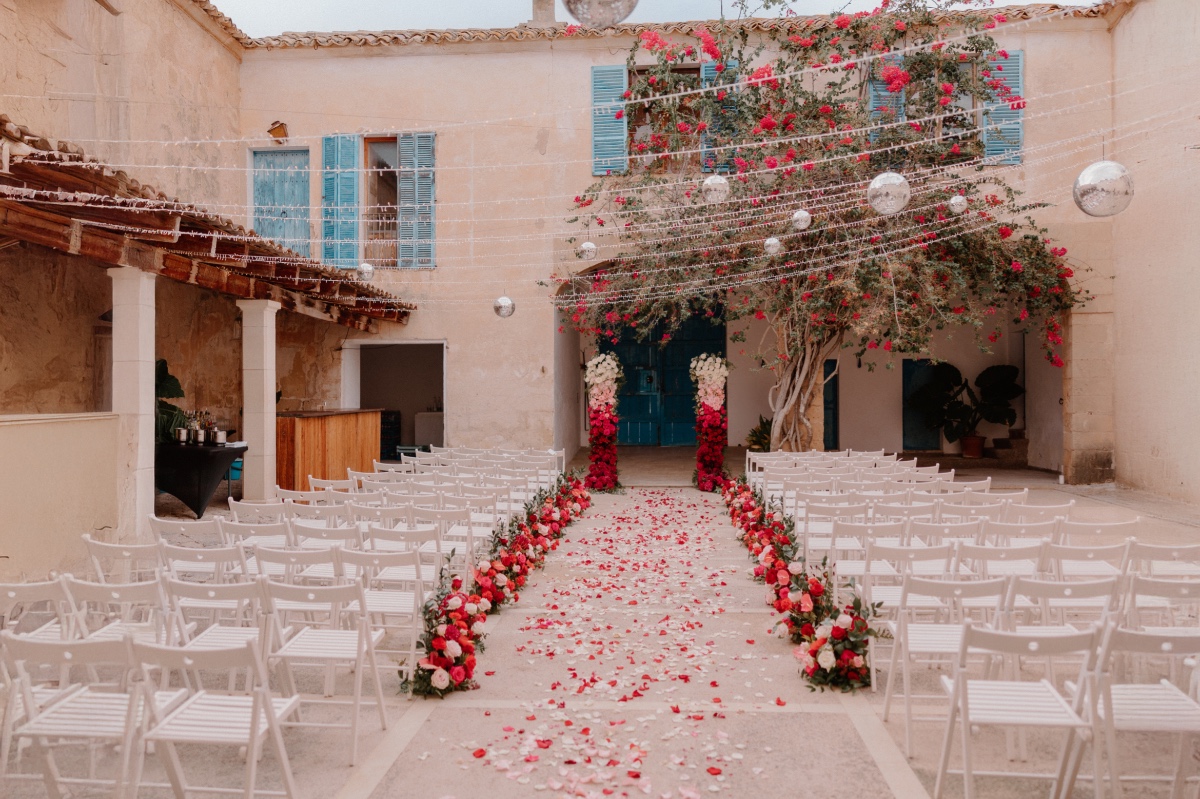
982 50 1024 164
700 60 737 173
591 65 628 176
321 135 359 268
253 150 310 257
398 133 435 268
867 57 906 143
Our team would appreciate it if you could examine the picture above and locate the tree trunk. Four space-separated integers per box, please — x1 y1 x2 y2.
767 335 842 452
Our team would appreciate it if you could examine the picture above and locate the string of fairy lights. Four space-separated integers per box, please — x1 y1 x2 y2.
0 0 1154 316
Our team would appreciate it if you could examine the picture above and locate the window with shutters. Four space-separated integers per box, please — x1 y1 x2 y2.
866 56 906 143
360 133 436 269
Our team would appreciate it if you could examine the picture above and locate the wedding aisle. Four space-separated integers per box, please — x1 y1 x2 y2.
365 488 921 799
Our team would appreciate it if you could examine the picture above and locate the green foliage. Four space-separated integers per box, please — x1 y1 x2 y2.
746 415 772 451
155 359 186 444
906 362 1024 442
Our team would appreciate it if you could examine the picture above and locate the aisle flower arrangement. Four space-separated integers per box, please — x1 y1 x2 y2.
690 353 730 492
584 353 622 491
474 474 592 612
409 569 489 697
720 477 881 692
409 474 592 697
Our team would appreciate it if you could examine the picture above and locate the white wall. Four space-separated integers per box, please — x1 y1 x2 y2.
726 317 777 446
0 414 119 581
553 323 583 462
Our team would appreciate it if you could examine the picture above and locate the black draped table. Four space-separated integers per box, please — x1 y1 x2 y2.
155 443 248 519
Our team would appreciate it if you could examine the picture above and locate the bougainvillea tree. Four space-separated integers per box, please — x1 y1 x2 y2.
558 0 1085 451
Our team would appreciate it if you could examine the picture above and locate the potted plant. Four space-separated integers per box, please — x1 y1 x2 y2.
155 359 187 444
906 364 1025 458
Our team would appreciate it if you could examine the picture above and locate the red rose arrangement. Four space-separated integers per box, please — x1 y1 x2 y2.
586 403 619 491
721 478 881 692
413 475 591 696
694 403 729 492
410 573 488 697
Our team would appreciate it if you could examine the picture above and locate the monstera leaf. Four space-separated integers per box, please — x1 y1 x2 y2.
905 362 1024 444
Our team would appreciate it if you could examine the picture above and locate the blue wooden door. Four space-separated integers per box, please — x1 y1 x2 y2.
600 318 725 446
902 359 942 450
823 359 840 451
253 150 310 257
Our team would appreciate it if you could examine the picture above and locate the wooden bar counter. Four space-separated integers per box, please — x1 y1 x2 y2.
276 409 381 491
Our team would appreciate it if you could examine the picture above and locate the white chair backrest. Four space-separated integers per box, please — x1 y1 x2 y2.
983 518 1059 545
62 574 166 632
1057 518 1140 543
1006 501 1075 523
274 487 333 504
228 499 287 523
899 575 1009 616
1007 576 1122 616
250 545 340 583
221 520 292 549
148 516 223 541
348 502 413 528
158 541 248 581
284 501 347 527
308 476 356 491
336 548 425 594
1129 542 1200 575
366 524 440 552
908 519 984 545
82 534 161 583
373 460 412 473
0 579 74 635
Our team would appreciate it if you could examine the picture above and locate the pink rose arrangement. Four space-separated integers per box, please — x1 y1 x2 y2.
690 353 729 492
584 354 622 491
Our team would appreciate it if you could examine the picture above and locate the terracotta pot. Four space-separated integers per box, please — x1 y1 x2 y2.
960 434 986 459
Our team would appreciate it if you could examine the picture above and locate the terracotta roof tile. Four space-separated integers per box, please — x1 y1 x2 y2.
189 2 1113 51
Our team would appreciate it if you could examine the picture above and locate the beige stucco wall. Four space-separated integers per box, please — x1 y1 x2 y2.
1109 0 1200 502
0 413 119 581
0 248 113 414
0 0 244 206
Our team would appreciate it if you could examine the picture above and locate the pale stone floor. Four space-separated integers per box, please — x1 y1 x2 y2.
16 448 1198 799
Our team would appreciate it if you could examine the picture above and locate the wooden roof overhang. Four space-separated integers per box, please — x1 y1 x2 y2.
0 116 413 332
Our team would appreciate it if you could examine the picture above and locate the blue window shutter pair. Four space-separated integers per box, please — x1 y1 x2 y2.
982 50 1024 164
700 60 738 173
867 56 907 143
591 65 629 176
321 135 359 268
398 132 436 268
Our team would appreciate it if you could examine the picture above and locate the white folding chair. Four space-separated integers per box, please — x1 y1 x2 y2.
984 518 1058 546
1057 518 1141 544
222 521 292 551
148 516 224 547
1130 542 1200 579
1045 541 1132 581
62 574 173 644
1069 626 1200 799
0 632 187 798
261 581 388 766
131 639 300 799
337 549 425 677
933 623 1101 799
1006 501 1075 523
882 575 1009 757
158 541 248 584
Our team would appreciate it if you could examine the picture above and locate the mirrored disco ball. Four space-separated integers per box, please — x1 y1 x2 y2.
356 262 375 282
563 0 639 27
579 241 598 260
494 296 516 318
702 174 730 204
1073 160 1134 218
867 171 911 216
948 195 969 215
791 209 812 231
764 237 783 256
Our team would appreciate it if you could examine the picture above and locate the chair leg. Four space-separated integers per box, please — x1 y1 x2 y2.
960 713 975 799
351 658 364 767
903 649 915 759
367 641 389 732
933 696 959 799
882 634 900 722
266 711 298 799
156 740 189 799
1170 733 1191 799
32 736 65 799
243 731 259 799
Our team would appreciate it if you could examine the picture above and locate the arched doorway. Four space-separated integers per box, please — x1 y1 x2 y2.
599 316 725 446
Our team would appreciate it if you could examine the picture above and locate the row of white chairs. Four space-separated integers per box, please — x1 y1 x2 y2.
879 573 1200 772
924 620 1200 799
745 448 892 472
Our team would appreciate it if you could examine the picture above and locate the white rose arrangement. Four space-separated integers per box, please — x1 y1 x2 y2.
585 353 623 410
689 353 729 409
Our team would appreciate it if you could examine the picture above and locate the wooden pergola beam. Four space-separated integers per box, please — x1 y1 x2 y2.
0 200 409 331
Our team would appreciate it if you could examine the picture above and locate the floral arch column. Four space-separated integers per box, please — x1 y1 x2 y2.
691 353 729 492
584 353 621 491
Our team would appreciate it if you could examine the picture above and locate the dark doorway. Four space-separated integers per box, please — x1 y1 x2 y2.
902 358 942 450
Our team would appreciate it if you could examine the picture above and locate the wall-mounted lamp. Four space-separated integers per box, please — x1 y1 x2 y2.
267 121 289 143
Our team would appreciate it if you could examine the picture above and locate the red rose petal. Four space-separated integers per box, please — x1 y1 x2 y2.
707 766 723 775
536 739 552 749
472 748 487 758
775 697 787 706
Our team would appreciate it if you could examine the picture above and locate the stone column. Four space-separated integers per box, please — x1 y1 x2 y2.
108 267 156 541
237 300 281 499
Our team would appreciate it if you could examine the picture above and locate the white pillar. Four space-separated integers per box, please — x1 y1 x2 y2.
108 267 156 542
237 300 280 500
340 344 361 410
